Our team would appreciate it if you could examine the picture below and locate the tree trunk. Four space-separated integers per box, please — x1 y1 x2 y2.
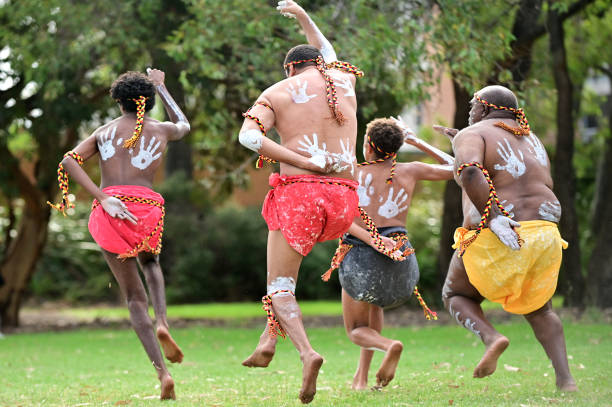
436 80 469 294
0 201 50 328
548 4 585 307
586 79 612 307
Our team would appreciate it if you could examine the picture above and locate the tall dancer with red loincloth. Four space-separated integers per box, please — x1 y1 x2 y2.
48 69 189 400
238 1 403 403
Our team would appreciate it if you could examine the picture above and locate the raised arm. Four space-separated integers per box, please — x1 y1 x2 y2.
392 116 454 165
238 97 336 173
146 68 190 141
277 0 338 63
59 134 137 223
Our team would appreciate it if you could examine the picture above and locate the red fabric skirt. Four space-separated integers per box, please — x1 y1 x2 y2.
88 185 164 258
262 173 359 256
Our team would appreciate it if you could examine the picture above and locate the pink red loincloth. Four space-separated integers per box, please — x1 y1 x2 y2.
88 185 164 258
262 173 359 256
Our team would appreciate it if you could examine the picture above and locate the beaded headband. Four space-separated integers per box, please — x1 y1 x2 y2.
356 135 397 184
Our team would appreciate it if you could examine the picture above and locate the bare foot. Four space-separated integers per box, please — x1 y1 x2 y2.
375 341 403 387
352 374 368 390
299 351 324 404
242 341 276 368
157 326 184 364
557 378 578 392
473 335 509 378
160 374 175 400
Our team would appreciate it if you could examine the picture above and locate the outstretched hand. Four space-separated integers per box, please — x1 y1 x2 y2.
489 215 521 250
433 125 459 141
391 116 417 143
277 0 304 18
101 196 138 225
146 67 165 87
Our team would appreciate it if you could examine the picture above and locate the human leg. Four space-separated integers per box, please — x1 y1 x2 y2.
138 252 183 364
242 323 278 367
442 252 509 378
102 250 174 400
342 290 402 388
266 230 323 404
524 301 577 391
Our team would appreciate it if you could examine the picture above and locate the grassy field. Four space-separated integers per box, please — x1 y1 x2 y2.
1 319 610 406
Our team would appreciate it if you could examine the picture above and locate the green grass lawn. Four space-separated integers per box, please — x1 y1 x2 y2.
1 320 610 406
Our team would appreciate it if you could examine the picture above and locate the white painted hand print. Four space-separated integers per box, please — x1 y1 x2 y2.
131 136 162 170
286 79 317 104
500 200 515 218
297 133 329 169
357 171 374 206
494 139 525 178
539 200 561 222
334 76 355 97
331 138 355 174
378 187 409 219
526 133 548 167
97 126 121 161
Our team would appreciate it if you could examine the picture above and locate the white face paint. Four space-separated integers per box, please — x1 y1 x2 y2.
97 126 119 161
267 276 296 295
357 171 374 206
449 304 481 339
377 187 409 219
500 200 515 218
286 79 317 104
297 133 330 169
526 132 548 167
239 129 263 153
494 139 526 178
539 200 561 222
333 76 355 97
130 136 162 170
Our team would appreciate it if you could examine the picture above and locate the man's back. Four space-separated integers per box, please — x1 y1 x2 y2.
456 118 560 226
262 67 357 179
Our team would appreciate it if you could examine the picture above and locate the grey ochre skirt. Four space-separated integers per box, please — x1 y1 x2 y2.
339 226 419 308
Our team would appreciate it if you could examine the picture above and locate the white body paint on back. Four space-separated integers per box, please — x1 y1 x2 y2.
526 132 548 167
131 136 162 170
239 129 263 153
297 133 329 169
494 139 525 178
98 126 120 161
539 200 561 222
267 276 296 296
286 79 317 104
357 171 374 206
378 187 409 219
332 75 355 97
331 138 355 175
449 304 481 339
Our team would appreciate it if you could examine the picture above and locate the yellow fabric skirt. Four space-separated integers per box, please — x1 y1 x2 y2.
453 220 568 315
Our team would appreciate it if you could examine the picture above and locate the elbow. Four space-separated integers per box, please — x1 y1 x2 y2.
238 129 263 153
459 166 481 185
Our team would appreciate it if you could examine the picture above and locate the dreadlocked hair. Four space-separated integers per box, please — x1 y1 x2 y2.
110 71 156 113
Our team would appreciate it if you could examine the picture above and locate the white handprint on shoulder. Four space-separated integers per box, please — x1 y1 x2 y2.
494 139 525 178
334 76 355 97
131 136 162 170
286 79 317 104
526 133 548 167
357 171 375 206
377 187 409 219
97 126 120 161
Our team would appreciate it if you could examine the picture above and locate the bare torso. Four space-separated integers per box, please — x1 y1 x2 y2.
262 67 358 179
94 115 174 189
455 118 560 228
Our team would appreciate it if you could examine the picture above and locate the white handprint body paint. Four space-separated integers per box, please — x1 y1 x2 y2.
332 75 355 97
539 200 561 222
378 187 409 219
357 171 374 206
449 304 481 339
239 129 263 153
331 138 355 175
526 132 548 167
494 139 526 178
286 79 317 104
500 199 515 218
131 136 162 170
297 133 329 169
97 126 120 161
